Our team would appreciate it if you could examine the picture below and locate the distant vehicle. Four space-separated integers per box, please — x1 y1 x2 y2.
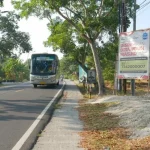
29 53 60 88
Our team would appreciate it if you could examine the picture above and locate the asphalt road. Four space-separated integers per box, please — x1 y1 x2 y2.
0 82 64 150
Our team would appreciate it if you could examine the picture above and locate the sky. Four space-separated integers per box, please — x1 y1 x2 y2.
128 0 150 32
1 0 150 62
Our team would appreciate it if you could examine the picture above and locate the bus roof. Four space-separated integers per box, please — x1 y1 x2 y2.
31 53 58 56
31 53 59 60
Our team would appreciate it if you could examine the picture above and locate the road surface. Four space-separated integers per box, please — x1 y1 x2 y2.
0 82 64 150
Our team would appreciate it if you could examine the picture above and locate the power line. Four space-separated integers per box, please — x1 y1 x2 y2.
139 0 147 6
137 0 150 12
137 0 150 16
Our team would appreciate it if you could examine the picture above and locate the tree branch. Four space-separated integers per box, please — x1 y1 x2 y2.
104 3 117 18
0 11 9 14
93 26 104 41
64 6 76 16
55 8 92 43
98 0 104 16
78 0 87 17
45 0 92 44
64 6 86 29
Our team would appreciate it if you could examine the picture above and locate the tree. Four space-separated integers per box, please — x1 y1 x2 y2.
60 56 78 79
12 0 133 95
0 11 32 57
99 33 119 84
0 0 3 6
2 58 29 81
23 59 30 80
0 64 5 82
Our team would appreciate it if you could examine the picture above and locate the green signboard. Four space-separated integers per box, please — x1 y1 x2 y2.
120 57 148 73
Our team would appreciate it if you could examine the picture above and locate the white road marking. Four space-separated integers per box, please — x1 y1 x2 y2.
15 90 24 92
0 89 24 95
12 83 65 150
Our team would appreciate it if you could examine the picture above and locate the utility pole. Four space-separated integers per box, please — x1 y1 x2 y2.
133 0 136 31
117 0 127 94
121 0 126 32
118 2 122 92
131 0 136 96
122 0 127 94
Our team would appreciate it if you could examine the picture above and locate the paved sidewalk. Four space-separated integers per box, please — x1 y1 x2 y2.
32 80 84 150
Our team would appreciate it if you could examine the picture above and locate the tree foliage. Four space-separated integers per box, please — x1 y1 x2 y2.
45 20 90 71
0 11 32 56
2 58 29 81
99 34 118 83
0 0 3 6
59 56 78 79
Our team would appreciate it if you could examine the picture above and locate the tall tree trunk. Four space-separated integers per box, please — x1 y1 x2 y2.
89 41 105 95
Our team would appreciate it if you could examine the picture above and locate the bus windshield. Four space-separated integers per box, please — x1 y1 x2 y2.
31 55 57 75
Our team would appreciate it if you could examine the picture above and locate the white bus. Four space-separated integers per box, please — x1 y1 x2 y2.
30 53 60 88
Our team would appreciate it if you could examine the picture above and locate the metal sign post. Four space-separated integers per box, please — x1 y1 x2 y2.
87 69 96 99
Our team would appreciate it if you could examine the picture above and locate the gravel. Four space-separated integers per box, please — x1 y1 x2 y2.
90 94 150 139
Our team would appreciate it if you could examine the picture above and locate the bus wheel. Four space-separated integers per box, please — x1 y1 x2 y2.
33 84 37 88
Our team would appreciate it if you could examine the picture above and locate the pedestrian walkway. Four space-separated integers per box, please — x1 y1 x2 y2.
32 80 84 150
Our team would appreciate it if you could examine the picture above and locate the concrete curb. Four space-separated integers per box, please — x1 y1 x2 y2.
26 82 66 150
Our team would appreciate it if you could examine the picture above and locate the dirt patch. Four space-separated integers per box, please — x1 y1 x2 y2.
78 95 150 149
91 94 150 139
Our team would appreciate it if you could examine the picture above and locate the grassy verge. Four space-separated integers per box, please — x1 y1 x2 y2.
76 82 150 150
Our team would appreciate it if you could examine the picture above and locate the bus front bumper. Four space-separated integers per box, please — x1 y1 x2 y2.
30 75 57 85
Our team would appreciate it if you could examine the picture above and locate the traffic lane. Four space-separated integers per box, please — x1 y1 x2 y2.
0 83 63 150
0 83 31 96
0 84 63 150
0 82 32 93
0 82 60 94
